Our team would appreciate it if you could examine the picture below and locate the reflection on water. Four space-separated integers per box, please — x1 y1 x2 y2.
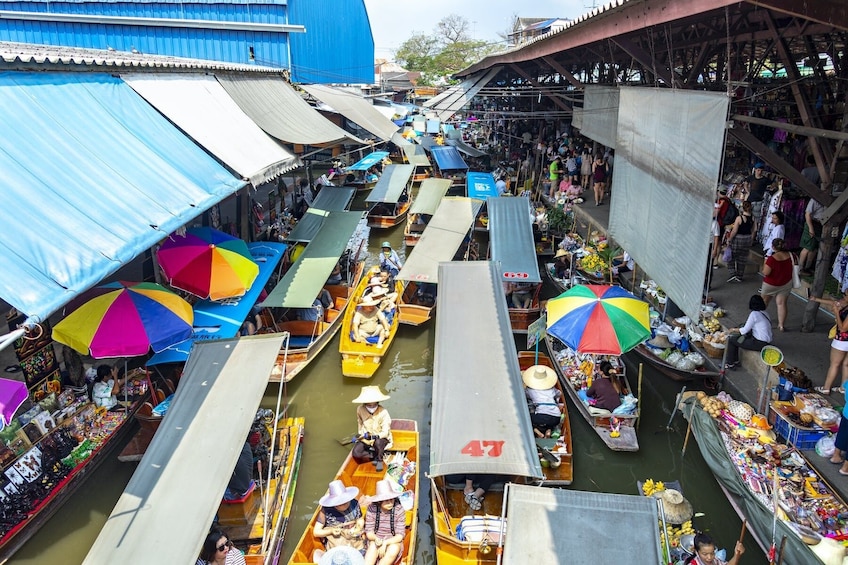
17 224 766 565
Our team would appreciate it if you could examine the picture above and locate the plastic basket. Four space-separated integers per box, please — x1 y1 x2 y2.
769 407 830 450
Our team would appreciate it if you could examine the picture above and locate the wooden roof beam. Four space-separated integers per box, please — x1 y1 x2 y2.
610 38 682 88
542 57 584 90
508 64 572 113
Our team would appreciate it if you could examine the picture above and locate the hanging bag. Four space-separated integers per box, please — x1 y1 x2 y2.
790 253 802 289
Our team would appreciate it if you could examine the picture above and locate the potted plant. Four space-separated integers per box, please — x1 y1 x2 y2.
546 206 572 237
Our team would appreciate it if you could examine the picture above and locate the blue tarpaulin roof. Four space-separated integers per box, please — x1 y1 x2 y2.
0 72 246 324
466 171 498 200
147 242 286 366
347 151 389 171
430 146 468 171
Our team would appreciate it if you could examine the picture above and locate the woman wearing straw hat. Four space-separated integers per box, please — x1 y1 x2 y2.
522 365 563 438
352 299 390 347
312 480 365 560
363 480 405 565
552 249 571 279
351 386 393 471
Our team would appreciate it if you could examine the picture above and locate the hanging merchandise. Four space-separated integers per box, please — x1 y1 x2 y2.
832 225 848 293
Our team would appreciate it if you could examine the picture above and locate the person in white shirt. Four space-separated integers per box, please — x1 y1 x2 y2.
91 364 126 409
495 177 507 195
724 295 773 369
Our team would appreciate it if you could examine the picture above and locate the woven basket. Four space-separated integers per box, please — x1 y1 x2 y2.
671 319 688 331
701 340 725 359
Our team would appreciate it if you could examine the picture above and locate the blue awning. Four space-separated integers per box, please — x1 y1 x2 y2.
347 151 389 171
147 242 286 366
430 146 468 171
0 72 246 324
466 171 498 199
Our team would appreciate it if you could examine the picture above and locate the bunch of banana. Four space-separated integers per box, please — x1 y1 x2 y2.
713 308 726 318
642 478 665 496
703 317 722 332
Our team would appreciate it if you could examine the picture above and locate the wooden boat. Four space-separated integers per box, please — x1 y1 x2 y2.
402 178 452 247
365 164 415 229
630 343 722 384
367 200 411 229
397 281 436 326
287 419 419 565
506 284 542 334
339 266 403 378
273 259 365 382
545 334 640 452
517 351 573 486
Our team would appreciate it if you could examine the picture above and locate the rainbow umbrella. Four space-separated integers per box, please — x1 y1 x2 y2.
546 284 650 355
157 227 259 301
53 281 194 358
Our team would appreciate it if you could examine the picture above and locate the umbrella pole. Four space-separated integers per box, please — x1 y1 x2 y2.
124 360 128 408
636 363 643 431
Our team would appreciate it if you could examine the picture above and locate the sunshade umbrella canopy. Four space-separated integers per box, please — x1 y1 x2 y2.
0 378 28 430
546 284 650 355
53 281 194 358
157 227 259 300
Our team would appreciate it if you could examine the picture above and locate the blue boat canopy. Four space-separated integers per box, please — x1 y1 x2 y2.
347 151 389 171
430 146 468 171
488 197 541 283
466 171 498 200
0 72 246 324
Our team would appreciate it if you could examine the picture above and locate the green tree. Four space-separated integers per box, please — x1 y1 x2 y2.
394 32 439 74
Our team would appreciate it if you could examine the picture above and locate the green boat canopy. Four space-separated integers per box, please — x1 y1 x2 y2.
430 261 543 479
409 178 452 216
397 197 482 283
365 164 415 203
84 335 286 565
260 211 364 308
488 197 541 283
285 187 355 243
402 144 431 167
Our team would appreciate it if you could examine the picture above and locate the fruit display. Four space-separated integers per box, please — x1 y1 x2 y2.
641 478 665 496
579 253 606 273
702 317 723 333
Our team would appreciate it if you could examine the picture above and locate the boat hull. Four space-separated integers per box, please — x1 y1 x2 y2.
397 281 435 326
506 284 542 334
367 201 410 229
631 344 721 384
287 420 419 565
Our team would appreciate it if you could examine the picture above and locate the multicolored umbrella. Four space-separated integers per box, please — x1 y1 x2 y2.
53 281 194 358
546 284 650 355
157 227 259 301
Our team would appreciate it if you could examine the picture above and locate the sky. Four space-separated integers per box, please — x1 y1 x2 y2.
362 0 596 60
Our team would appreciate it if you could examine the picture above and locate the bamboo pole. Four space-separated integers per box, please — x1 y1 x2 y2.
636 363 643 431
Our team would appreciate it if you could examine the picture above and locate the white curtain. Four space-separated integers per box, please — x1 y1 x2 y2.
579 85 619 149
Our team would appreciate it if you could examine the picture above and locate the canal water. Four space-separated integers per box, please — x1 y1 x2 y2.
14 219 769 565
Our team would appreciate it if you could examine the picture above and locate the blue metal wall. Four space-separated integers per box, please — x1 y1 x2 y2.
286 0 373 84
0 0 376 83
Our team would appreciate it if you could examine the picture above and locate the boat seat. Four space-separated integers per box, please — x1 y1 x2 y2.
325 308 340 323
288 336 316 348
587 406 613 417
445 480 506 493
334 296 348 310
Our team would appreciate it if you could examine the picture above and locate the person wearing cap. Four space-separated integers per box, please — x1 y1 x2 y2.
378 243 403 278
363 480 405 565
351 386 393 471
352 299 390 347
523 365 563 438
312 480 365 558
552 249 571 279
586 361 622 411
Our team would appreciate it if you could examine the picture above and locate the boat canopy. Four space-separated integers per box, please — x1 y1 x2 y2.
347 151 389 171
146 242 287 366
488 197 541 283
430 146 468 171
391 131 412 146
466 171 498 200
84 335 286 565
445 138 487 158
301 84 400 142
502 485 663 564
365 164 415 203
402 144 431 167
423 66 502 121
286 187 356 243
416 135 436 151
409 179 452 216
260 211 364 309
430 261 543 479
397 198 482 283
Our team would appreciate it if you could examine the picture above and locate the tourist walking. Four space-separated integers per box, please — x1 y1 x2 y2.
759 238 793 331
726 201 754 283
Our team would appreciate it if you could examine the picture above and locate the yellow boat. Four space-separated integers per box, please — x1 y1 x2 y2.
339 266 403 378
287 419 419 565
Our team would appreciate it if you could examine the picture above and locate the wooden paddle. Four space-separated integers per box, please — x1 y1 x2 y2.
337 433 358 446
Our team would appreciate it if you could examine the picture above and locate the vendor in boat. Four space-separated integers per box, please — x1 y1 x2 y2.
612 250 634 275
312 480 366 559
553 249 571 279
379 243 403 279
223 441 254 501
352 386 393 471
683 532 744 565
363 480 405 565
196 528 245 565
352 298 389 347
586 361 622 411
522 365 563 438
506 281 534 309
92 364 127 410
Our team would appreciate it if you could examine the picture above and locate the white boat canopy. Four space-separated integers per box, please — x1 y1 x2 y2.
408 178 452 216
301 84 400 142
503 485 663 564
488 197 542 283
402 144 431 168
84 335 286 565
365 164 415 203
122 73 301 186
397 198 482 284
430 261 543 479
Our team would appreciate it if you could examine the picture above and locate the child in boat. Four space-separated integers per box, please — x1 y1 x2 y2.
363 480 405 565
312 480 366 559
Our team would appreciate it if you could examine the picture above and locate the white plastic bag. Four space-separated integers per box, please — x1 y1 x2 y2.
816 435 836 458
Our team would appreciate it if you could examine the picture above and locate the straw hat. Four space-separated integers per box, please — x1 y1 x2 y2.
522 365 558 390
318 546 366 565
554 249 568 259
658 489 693 524
369 286 388 299
648 335 674 349
359 294 381 307
369 479 402 502
352 385 390 404
318 480 359 507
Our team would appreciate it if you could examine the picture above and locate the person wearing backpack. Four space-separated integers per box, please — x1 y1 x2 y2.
716 187 738 233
